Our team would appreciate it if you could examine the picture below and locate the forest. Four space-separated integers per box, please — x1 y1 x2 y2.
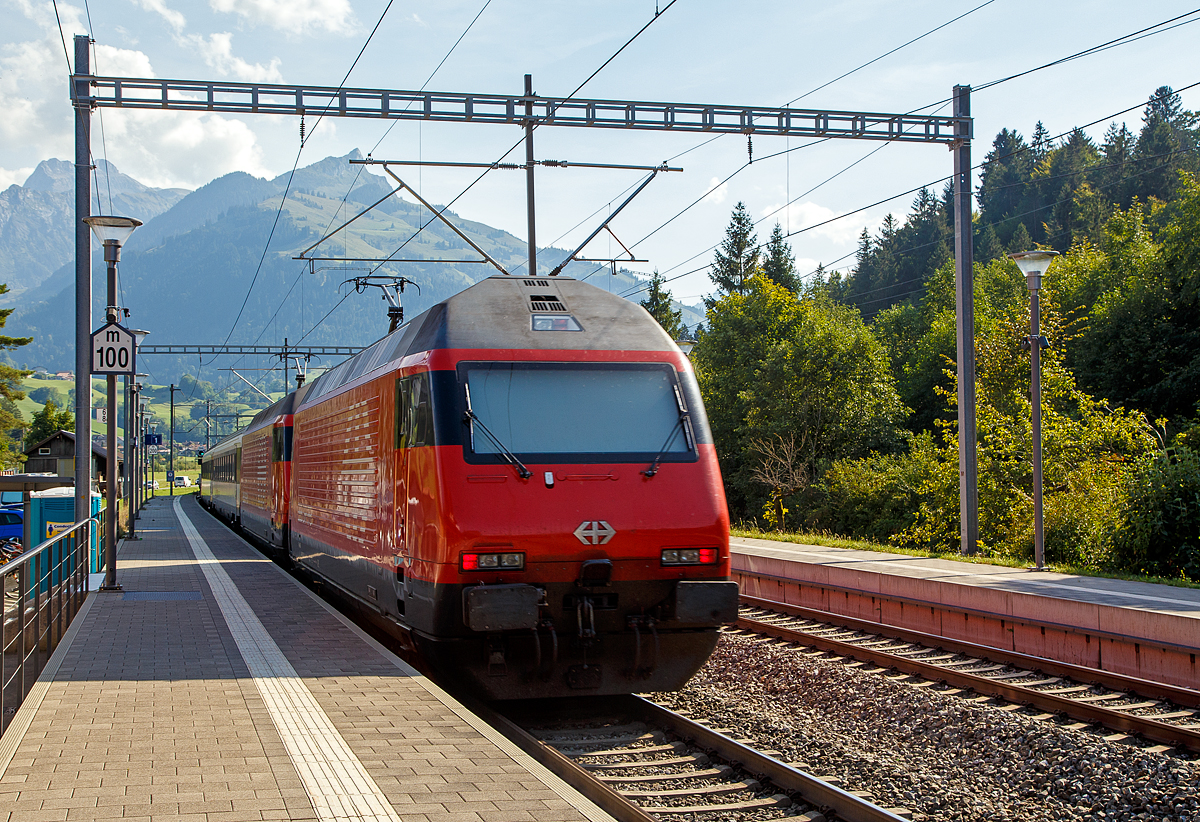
657 85 1200 581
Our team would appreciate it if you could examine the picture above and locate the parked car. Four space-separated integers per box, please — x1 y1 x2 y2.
173 475 192 488
0 508 23 541
145 479 159 490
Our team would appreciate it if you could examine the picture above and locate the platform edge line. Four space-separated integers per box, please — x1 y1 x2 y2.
174 498 403 822
184 496 618 822
0 591 99 778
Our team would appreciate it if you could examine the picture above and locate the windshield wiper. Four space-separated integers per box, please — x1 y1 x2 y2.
464 384 532 479
641 418 683 478
642 384 695 478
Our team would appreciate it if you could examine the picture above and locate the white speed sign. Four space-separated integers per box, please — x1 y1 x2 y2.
91 322 137 375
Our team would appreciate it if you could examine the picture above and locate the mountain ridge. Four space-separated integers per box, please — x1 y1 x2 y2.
1 153 703 384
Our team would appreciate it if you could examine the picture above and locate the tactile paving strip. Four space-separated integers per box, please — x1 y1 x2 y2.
175 498 404 822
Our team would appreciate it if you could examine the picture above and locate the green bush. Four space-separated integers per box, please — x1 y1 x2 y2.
1112 446 1200 580
807 433 947 545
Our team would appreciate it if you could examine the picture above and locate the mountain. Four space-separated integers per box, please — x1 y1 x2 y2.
0 159 188 299
2 152 703 383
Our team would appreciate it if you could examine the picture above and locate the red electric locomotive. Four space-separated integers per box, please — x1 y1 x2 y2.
204 275 736 700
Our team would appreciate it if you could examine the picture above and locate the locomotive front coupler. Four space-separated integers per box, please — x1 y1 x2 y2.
486 636 507 677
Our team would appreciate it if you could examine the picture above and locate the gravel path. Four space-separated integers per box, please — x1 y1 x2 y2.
651 634 1199 822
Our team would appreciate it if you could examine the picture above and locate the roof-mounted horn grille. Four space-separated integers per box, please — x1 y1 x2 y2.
523 279 550 287
529 294 567 312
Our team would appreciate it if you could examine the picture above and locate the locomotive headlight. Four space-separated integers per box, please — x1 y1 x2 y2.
661 548 720 566
461 551 525 571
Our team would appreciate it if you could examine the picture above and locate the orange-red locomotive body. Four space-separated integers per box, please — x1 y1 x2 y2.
202 276 736 699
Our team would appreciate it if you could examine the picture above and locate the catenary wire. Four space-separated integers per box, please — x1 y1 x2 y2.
203 0 397 374
363 0 682 280
619 80 1200 301
665 1 997 164
232 0 497 381
625 13 1200 299
193 0 495 402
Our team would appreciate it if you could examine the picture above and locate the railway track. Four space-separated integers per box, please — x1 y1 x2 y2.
736 594 1200 756
470 695 910 822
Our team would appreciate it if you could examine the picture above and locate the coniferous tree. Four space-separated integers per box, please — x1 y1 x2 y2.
1099 122 1137 207
709 202 760 299
1134 87 1198 203
1007 222 1034 253
1031 121 1052 163
1039 128 1101 248
976 224 1005 264
0 284 31 467
762 223 799 292
977 129 1034 246
640 270 685 339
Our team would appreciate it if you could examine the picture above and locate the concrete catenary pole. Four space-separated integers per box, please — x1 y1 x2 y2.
952 85 978 556
73 35 92 529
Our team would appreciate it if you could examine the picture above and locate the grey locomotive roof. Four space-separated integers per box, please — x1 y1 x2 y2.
303 276 678 405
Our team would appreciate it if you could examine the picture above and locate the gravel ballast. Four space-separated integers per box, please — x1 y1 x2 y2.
651 634 1199 822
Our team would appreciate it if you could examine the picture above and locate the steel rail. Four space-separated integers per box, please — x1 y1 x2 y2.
737 604 1200 753
740 594 1200 708
471 693 905 822
463 697 659 822
629 696 908 822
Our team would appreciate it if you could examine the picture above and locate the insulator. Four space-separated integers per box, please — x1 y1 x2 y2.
299 113 306 144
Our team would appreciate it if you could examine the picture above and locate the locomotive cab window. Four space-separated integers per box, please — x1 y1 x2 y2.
396 373 435 449
460 362 695 464
270 426 293 462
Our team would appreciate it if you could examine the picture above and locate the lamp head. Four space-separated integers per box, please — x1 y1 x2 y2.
1010 250 1059 291
129 329 150 349
83 215 142 247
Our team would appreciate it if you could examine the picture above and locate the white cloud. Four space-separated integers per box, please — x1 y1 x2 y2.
97 108 272 189
0 5 270 190
187 32 283 82
702 176 728 205
209 0 357 34
0 167 35 189
132 0 187 33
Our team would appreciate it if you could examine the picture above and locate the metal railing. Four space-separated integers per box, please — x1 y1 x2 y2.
1 513 103 736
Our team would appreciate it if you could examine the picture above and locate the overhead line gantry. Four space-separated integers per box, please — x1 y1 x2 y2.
70 37 980 554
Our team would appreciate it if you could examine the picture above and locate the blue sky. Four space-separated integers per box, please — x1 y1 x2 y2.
4 0 1199 304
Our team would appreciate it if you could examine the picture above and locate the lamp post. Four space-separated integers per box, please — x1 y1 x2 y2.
83 215 142 591
127 366 148 540
1011 250 1059 571
139 403 150 504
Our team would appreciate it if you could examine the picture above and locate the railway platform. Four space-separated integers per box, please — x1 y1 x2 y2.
732 537 1200 692
0 494 613 822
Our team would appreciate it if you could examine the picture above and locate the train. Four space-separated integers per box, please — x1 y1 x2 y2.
199 275 737 700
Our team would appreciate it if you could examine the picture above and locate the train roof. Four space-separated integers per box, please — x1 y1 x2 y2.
204 382 312 458
303 276 678 405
